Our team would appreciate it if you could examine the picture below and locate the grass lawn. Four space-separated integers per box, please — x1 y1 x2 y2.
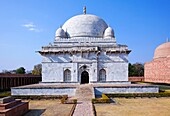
0 91 11 98
95 98 170 116
23 99 73 116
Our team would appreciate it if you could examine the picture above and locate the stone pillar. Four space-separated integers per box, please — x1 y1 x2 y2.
72 63 78 82
0 78 1 90
5 78 7 89
90 62 98 83
17 77 19 86
0 78 3 90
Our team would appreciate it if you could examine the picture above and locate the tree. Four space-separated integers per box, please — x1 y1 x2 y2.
133 63 144 76
32 64 42 75
128 63 144 77
1 70 11 74
16 67 26 74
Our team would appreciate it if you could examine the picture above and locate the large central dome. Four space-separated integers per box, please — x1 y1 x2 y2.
62 14 108 38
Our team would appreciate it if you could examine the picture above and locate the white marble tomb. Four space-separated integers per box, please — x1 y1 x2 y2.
11 9 159 97
39 13 131 84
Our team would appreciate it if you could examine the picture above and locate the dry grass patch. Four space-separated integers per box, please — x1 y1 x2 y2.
24 99 73 116
95 98 170 116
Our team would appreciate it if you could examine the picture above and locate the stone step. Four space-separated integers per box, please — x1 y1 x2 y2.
0 99 21 110
0 96 14 104
0 102 28 116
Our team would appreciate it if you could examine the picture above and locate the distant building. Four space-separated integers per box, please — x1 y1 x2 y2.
145 41 170 83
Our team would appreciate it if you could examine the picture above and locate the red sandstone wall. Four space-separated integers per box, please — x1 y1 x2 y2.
144 57 170 84
128 77 144 82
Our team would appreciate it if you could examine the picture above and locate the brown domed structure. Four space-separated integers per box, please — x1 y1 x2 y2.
145 41 170 84
154 42 170 59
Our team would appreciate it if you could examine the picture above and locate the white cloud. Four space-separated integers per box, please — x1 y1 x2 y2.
28 27 41 32
22 22 42 32
22 23 35 28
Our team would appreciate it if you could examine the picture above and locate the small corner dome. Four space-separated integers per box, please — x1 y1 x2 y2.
55 27 66 38
154 42 170 59
104 26 114 38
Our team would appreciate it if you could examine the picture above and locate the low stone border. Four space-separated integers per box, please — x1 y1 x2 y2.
12 95 65 100
106 92 170 98
68 103 77 116
92 103 97 116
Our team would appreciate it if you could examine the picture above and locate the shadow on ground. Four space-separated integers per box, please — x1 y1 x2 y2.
24 109 46 116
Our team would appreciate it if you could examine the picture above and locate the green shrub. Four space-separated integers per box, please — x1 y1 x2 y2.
60 95 68 104
0 91 11 98
73 99 77 104
60 96 77 104
92 94 110 104
66 99 77 104
92 98 110 103
102 93 109 99
159 89 165 92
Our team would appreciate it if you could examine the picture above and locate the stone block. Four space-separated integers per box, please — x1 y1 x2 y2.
0 100 21 110
0 97 29 116
0 96 14 104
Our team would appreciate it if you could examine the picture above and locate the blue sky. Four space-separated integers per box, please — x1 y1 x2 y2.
0 0 170 71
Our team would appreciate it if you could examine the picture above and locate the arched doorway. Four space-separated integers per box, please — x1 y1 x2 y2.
81 71 89 84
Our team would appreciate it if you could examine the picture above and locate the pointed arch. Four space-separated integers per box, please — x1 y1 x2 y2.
64 69 71 82
81 71 89 84
99 69 106 81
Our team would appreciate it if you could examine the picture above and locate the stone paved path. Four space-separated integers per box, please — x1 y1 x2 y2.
73 84 95 116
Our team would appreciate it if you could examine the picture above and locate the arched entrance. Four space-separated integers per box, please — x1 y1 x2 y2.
81 71 89 84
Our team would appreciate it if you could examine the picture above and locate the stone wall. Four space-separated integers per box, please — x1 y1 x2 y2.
11 88 76 97
94 85 159 96
128 77 144 82
144 57 170 83
42 51 128 83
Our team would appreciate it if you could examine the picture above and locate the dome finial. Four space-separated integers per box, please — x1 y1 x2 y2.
166 37 169 42
83 6 86 15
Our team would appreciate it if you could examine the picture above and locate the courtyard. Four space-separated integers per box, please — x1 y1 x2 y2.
95 98 170 116
22 98 170 116
23 100 73 116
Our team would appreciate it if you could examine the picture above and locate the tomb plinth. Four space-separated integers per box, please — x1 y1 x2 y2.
0 96 28 116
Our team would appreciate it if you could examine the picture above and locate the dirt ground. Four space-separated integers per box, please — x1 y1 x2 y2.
23 99 73 116
95 98 170 116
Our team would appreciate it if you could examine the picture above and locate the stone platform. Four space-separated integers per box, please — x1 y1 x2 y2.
11 83 78 97
0 96 28 116
11 83 159 97
93 84 159 96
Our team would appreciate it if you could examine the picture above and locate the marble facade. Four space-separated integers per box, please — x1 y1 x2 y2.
39 13 131 84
